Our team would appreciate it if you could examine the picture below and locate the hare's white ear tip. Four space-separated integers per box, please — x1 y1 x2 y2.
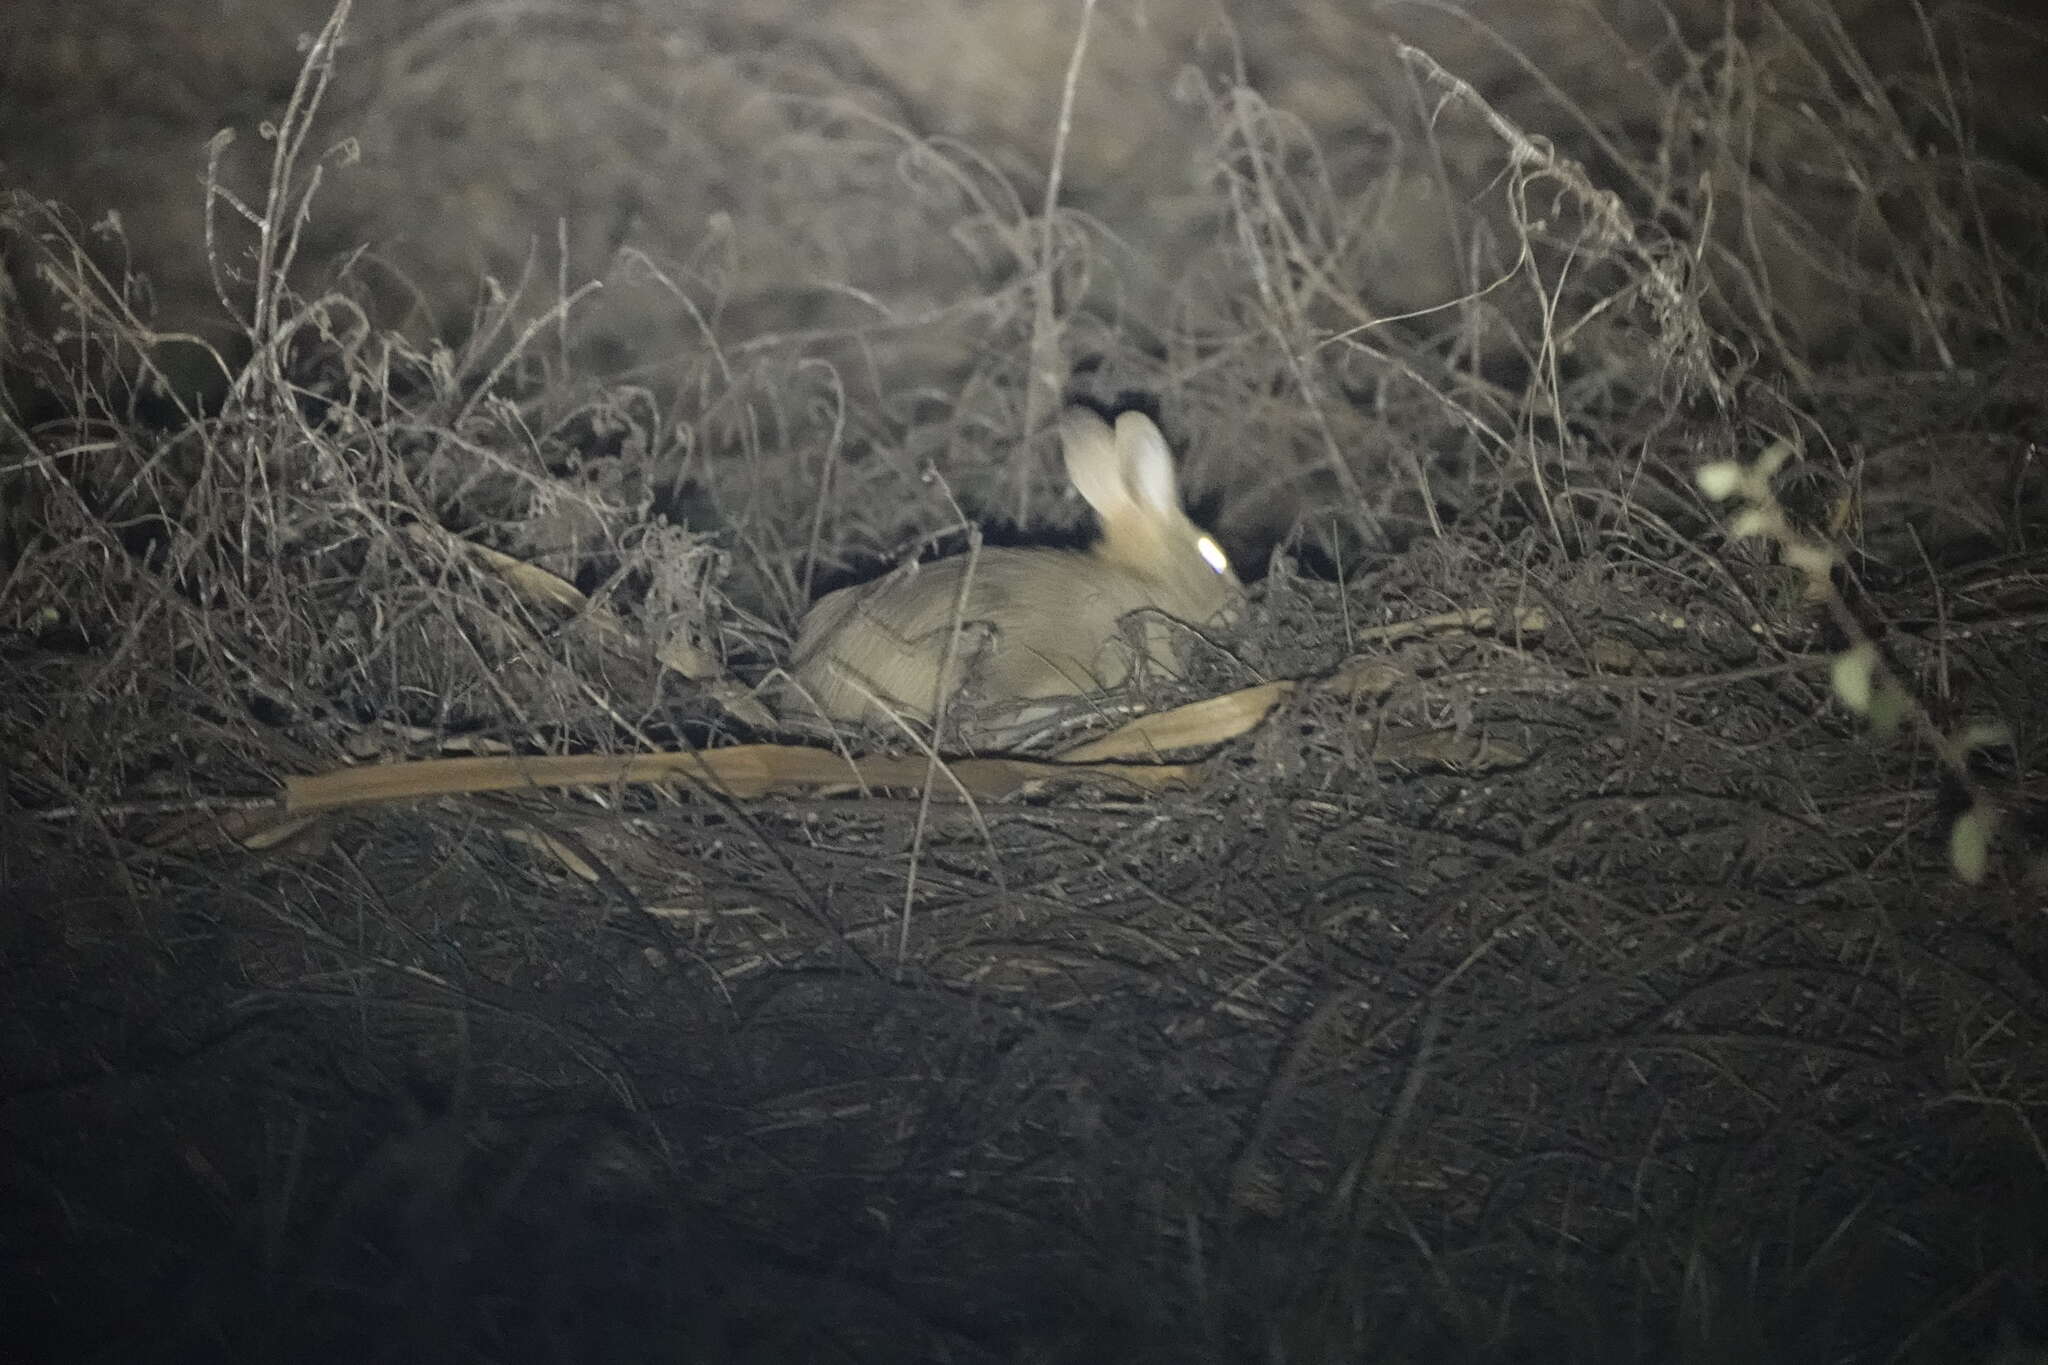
1112 408 1180 508
1114 411 1174 470
1059 406 1112 445
1112 410 1165 443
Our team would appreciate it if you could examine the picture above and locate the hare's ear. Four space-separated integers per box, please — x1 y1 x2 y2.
1113 411 1182 516
1060 407 1139 523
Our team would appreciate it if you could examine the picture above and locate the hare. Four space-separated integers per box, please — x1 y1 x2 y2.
785 407 1245 731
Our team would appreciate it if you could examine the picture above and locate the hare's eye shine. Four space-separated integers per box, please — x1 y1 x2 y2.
1197 535 1231 575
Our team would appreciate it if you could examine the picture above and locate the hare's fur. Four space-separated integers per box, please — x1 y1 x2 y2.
786 408 1244 728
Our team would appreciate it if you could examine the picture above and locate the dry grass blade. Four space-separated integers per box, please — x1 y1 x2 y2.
282 744 1201 813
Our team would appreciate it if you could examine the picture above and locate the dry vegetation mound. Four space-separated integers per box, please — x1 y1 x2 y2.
4 3 2047 1361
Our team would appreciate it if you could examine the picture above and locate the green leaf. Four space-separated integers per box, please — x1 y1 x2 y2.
1695 461 1744 501
1831 643 1876 715
1949 806 1993 885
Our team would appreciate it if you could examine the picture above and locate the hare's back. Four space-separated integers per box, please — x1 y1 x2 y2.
787 548 1150 722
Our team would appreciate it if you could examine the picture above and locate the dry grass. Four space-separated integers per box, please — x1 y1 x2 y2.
5 2 2048 1361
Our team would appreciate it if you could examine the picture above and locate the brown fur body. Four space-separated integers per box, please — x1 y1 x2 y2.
787 409 1244 727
